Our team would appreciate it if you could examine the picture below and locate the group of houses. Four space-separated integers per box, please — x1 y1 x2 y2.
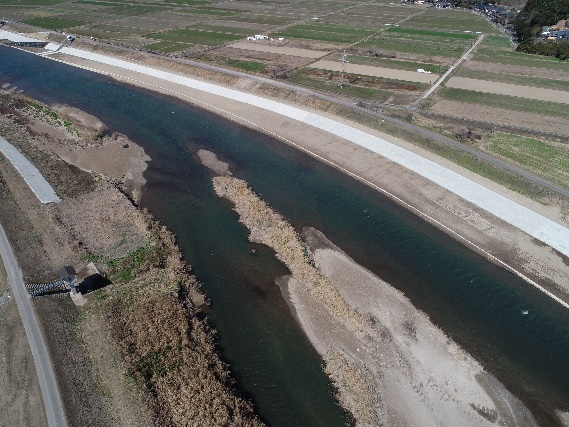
541 21 569 40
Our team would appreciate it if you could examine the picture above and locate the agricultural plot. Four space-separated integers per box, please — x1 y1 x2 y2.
437 88 569 120
22 17 88 29
290 69 394 102
332 54 443 74
229 41 329 58
321 4 416 28
358 28 476 63
455 68 569 92
144 40 191 53
308 60 437 83
445 77 569 104
149 28 243 45
272 22 376 44
472 48 569 70
483 133 569 189
403 9 500 33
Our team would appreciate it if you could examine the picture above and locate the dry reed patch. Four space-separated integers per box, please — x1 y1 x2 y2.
97 213 262 427
212 175 367 333
325 351 382 426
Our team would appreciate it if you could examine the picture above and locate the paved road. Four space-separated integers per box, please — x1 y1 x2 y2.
0 136 61 204
0 224 67 427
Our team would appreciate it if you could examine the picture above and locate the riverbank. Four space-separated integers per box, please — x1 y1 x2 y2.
211 169 539 426
3 37 566 306
0 91 264 426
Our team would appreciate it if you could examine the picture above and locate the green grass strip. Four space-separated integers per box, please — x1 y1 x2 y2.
387 27 477 39
485 132 569 188
23 17 87 29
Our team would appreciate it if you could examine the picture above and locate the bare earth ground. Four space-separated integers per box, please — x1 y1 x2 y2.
36 48 569 304
227 41 330 59
430 99 569 136
296 228 538 427
309 59 439 83
209 47 312 69
463 61 569 80
445 77 569 104
0 252 48 427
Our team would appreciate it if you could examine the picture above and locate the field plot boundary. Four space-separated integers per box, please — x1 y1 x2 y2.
229 41 329 59
308 60 438 84
446 77 569 105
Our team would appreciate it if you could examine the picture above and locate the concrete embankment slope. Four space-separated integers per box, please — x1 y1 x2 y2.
0 136 61 203
1 29 568 301
48 45 569 259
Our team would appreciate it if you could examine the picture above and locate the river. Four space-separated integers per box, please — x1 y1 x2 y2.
1 46 568 426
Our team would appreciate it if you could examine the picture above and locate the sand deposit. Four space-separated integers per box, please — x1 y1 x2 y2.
293 227 539 427
197 149 232 176
212 172 539 426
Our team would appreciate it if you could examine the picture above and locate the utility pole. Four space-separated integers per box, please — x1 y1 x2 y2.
338 50 349 88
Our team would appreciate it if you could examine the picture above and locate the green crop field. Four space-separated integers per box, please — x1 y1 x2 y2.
484 132 569 188
330 54 444 74
219 15 294 26
480 35 511 48
144 40 191 53
224 58 266 73
359 32 473 59
456 69 569 92
386 27 478 39
290 69 393 102
403 9 499 33
22 17 87 29
149 28 242 45
272 22 376 44
190 24 260 35
0 0 67 4
439 88 569 119
473 48 569 70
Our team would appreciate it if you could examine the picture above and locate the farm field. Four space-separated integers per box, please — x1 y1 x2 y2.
357 28 476 62
272 22 376 44
483 133 569 189
437 88 569 120
308 60 438 83
445 76 569 104
455 68 569 92
472 47 569 70
331 54 443 74
403 8 500 33
228 41 329 58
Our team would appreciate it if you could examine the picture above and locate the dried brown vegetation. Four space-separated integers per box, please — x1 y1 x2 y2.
212 176 368 334
85 202 263 427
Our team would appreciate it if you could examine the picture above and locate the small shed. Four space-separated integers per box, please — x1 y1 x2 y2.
58 266 77 284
